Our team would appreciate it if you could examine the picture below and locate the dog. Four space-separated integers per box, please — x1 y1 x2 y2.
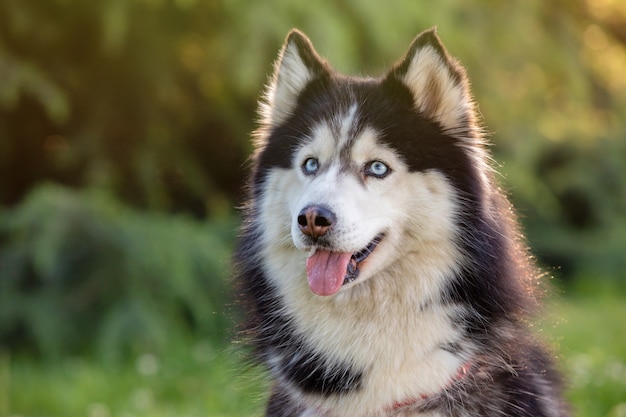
234 28 570 417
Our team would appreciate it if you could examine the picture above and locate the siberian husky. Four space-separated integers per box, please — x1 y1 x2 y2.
234 28 570 417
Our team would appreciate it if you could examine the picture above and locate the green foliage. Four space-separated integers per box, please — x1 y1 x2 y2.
4 297 625 417
4 348 266 417
1 0 625 286
0 185 236 360
1 0 625 219
1 1 626 412
508 136 626 288
545 297 626 417
0 0 247 213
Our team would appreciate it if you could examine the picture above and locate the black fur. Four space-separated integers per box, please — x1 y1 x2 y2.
235 228 363 398
236 28 570 417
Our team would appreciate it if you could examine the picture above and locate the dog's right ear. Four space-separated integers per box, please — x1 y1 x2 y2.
261 30 331 127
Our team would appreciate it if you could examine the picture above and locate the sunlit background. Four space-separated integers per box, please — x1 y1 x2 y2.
1 1 625 416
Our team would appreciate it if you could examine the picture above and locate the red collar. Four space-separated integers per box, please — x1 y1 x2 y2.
389 359 474 411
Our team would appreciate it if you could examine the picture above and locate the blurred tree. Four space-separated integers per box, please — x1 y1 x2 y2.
0 0 625 285
0 0 250 216
0 185 235 359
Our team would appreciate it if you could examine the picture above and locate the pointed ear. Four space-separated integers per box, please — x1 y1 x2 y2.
389 28 475 132
261 29 330 127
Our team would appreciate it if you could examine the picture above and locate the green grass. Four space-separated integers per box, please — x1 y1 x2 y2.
2 344 268 417
545 296 626 417
3 296 625 417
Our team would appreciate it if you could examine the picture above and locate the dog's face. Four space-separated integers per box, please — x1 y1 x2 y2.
253 29 485 299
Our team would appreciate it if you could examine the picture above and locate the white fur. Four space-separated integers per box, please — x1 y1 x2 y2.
400 44 495 223
262 41 314 127
401 46 471 134
258 108 476 416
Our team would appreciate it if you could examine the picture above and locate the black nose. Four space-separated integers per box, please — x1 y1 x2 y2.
297 205 335 240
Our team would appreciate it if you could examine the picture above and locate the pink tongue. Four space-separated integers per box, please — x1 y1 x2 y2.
306 250 352 296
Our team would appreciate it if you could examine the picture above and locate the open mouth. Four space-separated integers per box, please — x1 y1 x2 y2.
306 233 385 296
344 233 385 284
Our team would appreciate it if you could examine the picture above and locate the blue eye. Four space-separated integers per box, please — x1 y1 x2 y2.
365 160 390 178
302 157 319 175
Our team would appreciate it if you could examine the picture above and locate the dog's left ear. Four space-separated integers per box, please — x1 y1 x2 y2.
261 29 331 127
389 28 476 133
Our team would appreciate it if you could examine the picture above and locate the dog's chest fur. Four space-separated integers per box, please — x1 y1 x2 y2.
262 248 474 415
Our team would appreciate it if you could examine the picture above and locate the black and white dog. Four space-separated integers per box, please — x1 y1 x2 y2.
235 28 570 417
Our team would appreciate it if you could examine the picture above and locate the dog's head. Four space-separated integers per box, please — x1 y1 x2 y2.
251 29 487 297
